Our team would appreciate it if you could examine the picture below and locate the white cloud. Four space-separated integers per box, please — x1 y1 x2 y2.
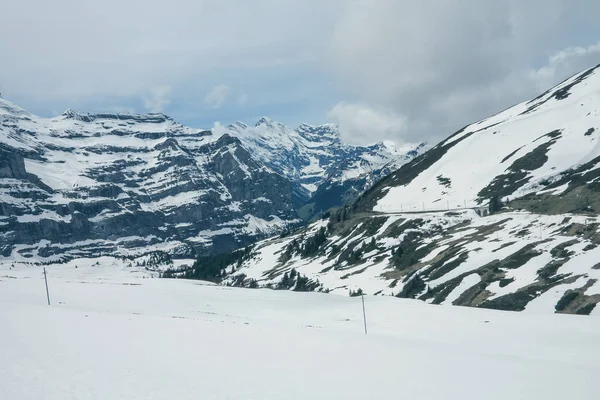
238 94 249 106
328 102 407 146
204 85 231 109
528 42 600 91
211 121 228 137
142 86 172 113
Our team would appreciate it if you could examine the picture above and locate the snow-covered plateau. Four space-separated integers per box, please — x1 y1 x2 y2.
1 261 599 399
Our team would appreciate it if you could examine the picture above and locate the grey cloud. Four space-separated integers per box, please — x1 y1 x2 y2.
143 86 172 113
328 0 600 143
0 0 343 110
328 103 407 146
205 85 231 109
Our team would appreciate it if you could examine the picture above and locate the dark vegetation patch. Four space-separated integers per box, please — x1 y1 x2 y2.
536 259 570 282
478 138 558 201
555 291 580 312
423 273 476 305
336 238 378 268
162 247 253 282
436 175 452 188
504 156 600 214
583 244 597 252
549 240 578 259
533 129 562 141
500 146 525 164
514 229 531 238
554 279 600 315
560 222 600 244
499 278 514 287
480 283 551 311
396 273 426 299
492 241 516 252
276 268 321 292
494 243 543 270
384 218 425 238
386 235 435 277
508 186 600 215
427 252 469 281
585 128 595 136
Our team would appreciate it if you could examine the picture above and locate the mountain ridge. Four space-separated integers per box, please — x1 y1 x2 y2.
180 62 600 315
0 98 423 261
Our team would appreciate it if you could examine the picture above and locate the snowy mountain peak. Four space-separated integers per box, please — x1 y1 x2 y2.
0 97 31 117
60 108 173 124
254 116 285 129
227 121 248 132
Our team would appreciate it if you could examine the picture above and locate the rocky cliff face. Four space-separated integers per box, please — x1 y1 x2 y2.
0 100 422 261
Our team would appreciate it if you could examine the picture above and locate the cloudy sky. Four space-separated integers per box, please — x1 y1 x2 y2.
1 0 600 145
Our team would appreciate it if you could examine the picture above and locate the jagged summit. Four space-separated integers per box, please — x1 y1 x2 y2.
254 116 285 129
60 108 173 124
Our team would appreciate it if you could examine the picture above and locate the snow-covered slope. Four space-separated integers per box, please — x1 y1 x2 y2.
2 261 599 399
181 63 600 315
183 208 600 315
358 63 600 213
0 99 421 260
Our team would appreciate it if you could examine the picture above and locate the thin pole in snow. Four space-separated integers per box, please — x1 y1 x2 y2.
464 199 466 208
361 294 368 335
43 267 50 306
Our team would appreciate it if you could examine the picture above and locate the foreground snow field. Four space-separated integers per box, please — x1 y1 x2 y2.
1 262 599 399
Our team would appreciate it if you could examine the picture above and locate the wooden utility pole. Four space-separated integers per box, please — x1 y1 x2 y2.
361 294 368 335
43 267 50 306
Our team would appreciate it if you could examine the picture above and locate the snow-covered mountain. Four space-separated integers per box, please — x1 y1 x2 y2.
223 117 425 218
0 99 421 260
183 63 600 315
358 63 600 213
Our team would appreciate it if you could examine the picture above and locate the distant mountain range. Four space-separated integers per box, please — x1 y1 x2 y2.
184 62 600 315
0 100 424 260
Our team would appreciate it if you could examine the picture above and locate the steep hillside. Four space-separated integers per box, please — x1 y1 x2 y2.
180 63 600 315
194 209 600 314
0 100 421 260
357 63 600 214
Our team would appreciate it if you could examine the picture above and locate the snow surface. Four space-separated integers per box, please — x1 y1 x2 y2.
1 262 599 399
